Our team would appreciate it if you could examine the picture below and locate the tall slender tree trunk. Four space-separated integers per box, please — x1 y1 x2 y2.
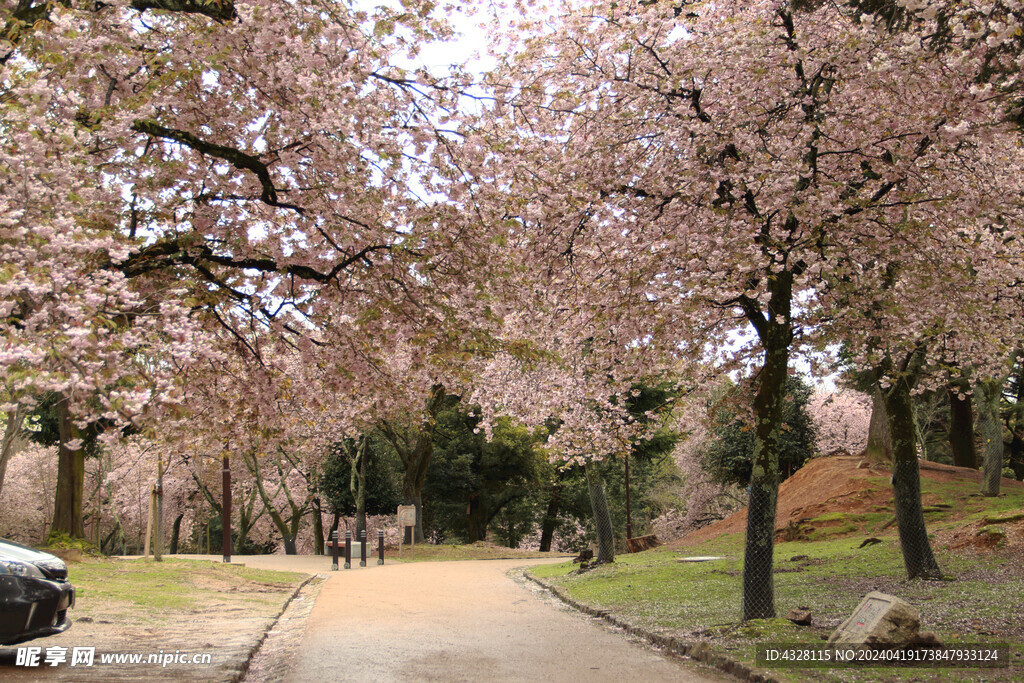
399 429 434 543
742 335 788 620
52 395 86 539
948 381 978 468
0 406 27 501
355 439 367 538
466 494 486 543
383 385 447 545
865 384 893 464
740 272 793 621
312 497 324 555
585 464 614 564
539 482 562 552
169 512 184 554
976 379 1004 497
883 352 942 579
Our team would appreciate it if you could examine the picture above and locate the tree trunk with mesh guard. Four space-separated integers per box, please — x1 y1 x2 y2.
976 379 1003 497
884 358 942 579
739 271 793 621
865 384 893 464
742 336 788 620
585 465 614 564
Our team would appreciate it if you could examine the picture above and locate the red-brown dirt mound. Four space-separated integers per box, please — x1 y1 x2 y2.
673 454 1024 547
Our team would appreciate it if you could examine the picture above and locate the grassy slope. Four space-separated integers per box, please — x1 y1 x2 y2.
530 478 1024 682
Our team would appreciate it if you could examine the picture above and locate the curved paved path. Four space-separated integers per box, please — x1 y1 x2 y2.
273 558 725 683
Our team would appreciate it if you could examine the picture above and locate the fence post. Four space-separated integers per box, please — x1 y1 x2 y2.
344 530 352 570
359 529 367 567
377 529 385 565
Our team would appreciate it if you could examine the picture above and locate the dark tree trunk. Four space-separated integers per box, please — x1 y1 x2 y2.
504 514 519 549
52 395 86 539
948 383 978 468
1010 434 1024 481
742 338 788 620
585 464 615 564
384 385 447 545
169 512 184 554
355 441 367 538
976 379 1003 497
281 535 297 555
539 483 562 552
312 497 324 555
883 352 942 579
865 383 893 463
466 494 486 543
400 432 432 544
740 272 793 621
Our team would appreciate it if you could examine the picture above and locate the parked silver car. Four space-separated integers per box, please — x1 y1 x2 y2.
0 539 75 645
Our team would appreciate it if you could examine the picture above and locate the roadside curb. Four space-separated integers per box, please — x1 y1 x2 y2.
232 573 320 682
523 571 777 683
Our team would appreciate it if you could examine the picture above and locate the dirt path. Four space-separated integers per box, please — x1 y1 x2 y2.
250 558 727 683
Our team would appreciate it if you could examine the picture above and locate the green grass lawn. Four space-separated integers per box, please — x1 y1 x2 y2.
530 493 1024 681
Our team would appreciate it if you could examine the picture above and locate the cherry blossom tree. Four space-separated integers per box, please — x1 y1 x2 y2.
473 0 1024 617
0 402 29 501
808 388 871 455
2 0 483 540
0 443 56 543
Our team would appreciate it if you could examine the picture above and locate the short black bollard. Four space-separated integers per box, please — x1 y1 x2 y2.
359 529 367 567
377 529 384 565
331 530 339 571
344 530 352 570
